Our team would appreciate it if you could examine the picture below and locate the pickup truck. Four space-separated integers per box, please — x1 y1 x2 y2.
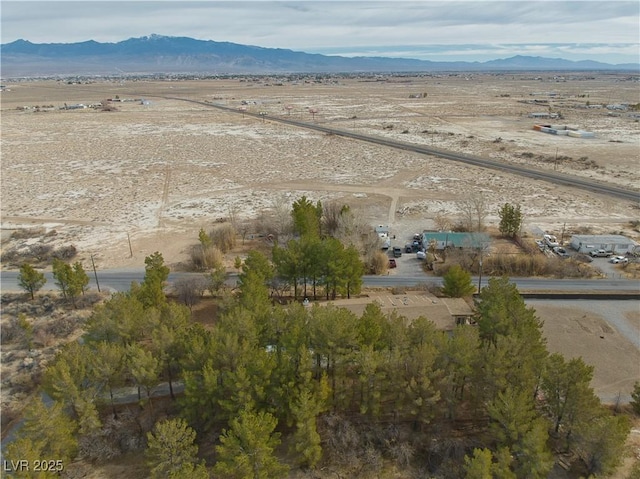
392 246 402 258
589 249 612 258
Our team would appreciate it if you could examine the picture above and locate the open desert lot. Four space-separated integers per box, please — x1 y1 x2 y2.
1 73 639 405
1 73 639 271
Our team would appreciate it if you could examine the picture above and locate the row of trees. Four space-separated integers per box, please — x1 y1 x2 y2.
7 245 631 477
272 237 363 300
17 259 90 307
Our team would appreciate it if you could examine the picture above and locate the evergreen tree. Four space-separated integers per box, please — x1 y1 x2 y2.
90 341 126 418
542 353 599 440
574 410 630 477
11 397 78 464
17 263 46 300
436 325 482 418
126 343 160 408
42 342 101 434
52 259 89 307
137 251 170 308
513 418 554 479
290 381 328 468
72 261 90 296
84 292 147 345
442 264 476 297
146 418 201 479
463 448 493 479
272 241 303 300
487 386 538 447
214 409 289 479
498 203 523 238
492 447 516 479
475 278 548 401
291 195 322 239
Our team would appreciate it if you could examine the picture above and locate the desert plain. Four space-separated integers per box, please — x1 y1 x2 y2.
1 72 639 407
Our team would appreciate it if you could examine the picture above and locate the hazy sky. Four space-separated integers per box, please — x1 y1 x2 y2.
2 1 639 63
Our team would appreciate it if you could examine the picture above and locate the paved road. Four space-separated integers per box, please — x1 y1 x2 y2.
168 96 640 203
1 269 638 294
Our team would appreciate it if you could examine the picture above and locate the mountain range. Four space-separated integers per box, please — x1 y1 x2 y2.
1 34 638 77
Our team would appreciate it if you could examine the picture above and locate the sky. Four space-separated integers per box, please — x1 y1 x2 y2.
2 1 639 64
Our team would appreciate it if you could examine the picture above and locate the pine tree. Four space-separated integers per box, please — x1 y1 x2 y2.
42 342 101 433
463 448 493 479
290 382 327 468
214 409 289 479
15 397 78 463
146 418 201 479
17 263 46 300
137 252 170 308
442 264 476 297
498 203 523 238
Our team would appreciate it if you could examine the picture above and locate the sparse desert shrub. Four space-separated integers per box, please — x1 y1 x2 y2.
30 244 53 261
44 315 81 338
33 329 56 348
10 228 47 240
1 320 21 345
209 223 237 253
391 286 406 295
52 245 77 260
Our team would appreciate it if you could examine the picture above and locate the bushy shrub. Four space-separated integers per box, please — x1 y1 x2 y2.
209 224 236 253
367 251 389 275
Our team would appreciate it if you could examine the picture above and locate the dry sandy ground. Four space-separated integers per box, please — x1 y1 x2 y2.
1 74 639 271
1 74 639 403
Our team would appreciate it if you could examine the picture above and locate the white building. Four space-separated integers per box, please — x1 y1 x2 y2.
569 234 639 254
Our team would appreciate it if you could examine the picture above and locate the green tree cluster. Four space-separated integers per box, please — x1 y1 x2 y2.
52 258 90 307
273 238 363 301
498 203 523 238
15 251 630 477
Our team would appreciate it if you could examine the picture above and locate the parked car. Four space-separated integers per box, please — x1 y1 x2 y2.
553 246 569 258
590 249 612 258
405 244 413 253
416 251 426 260
393 246 402 258
610 255 628 264
388 258 397 268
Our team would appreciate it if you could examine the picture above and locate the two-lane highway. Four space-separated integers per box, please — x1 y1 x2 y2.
1 269 638 294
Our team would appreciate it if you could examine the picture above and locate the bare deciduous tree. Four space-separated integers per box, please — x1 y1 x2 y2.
434 213 453 232
173 277 207 310
457 192 489 232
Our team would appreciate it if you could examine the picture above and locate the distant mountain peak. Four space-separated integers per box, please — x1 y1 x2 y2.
1 35 638 77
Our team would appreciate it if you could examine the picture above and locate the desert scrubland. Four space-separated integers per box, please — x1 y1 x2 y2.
1 73 639 270
1 72 640 478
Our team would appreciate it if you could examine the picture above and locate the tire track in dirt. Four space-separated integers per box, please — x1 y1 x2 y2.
255 177 452 226
157 165 172 228
2 216 112 227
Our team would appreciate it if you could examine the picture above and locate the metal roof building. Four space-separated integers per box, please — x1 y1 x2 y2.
569 234 639 254
422 232 490 251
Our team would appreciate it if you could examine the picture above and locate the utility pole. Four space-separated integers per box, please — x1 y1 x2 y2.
90 254 100 292
127 233 133 258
